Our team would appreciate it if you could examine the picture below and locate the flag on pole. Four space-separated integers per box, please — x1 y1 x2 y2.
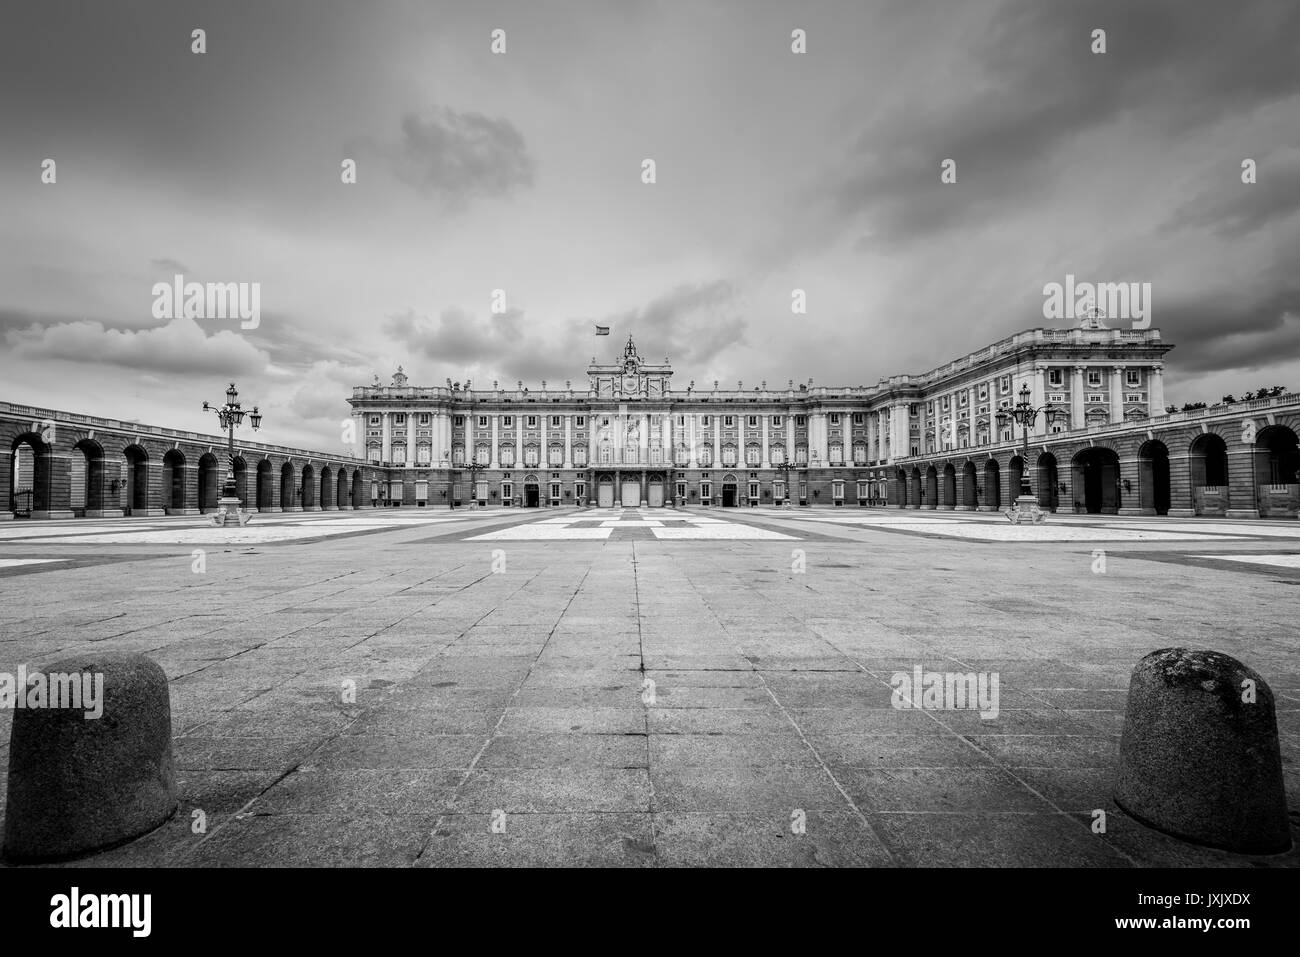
594 324 610 335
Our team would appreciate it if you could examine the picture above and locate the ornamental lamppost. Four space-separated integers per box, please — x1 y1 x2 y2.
202 382 262 526
994 382 1065 524
772 451 799 507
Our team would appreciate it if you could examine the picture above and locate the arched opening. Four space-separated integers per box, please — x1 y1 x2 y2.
320 465 333 509
10 433 51 518
924 465 938 508
982 459 1000 511
337 468 349 510
597 473 615 508
909 467 922 509
351 470 364 509
1008 456 1025 500
301 464 316 510
961 461 977 509
197 452 220 513
942 463 956 508
1073 447 1120 514
1255 425 1299 517
123 445 149 515
721 474 737 508
72 439 106 516
233 456 248 507
525 474 541 508
257 459 274 511
1137 441 1170 516
280 462 296 510
1036 453 1060 512
1189 433 1229 516
163 449 188 513
892 467 908 507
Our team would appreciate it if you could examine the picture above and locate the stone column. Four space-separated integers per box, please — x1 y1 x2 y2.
1072 366 1086 429
761 415 770 468
406 413 415 468
1033 365 1047 435
563 415 573 469
381 412 392 463
491 415 500 469
738 414 746 468
1149 366 1165 416
1110 365 1124 424
1117 455 1151 516
786 414 795 462
515 419 523 471
713 416 721 468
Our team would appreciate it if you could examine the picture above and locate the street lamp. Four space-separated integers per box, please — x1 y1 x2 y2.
772 452 798 508
994 383 1066 524
201 382 262 526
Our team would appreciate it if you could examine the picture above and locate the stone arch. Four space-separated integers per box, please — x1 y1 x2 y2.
300 463 316 510
123 444 151 515
941 462 956 509
1036 452 1060 512
961 460 977 509
1137 441 1170 516
320 465 334 509
163 449 188 513
9 432 52 517
280 461 297 511
72 437 106 516
336 467 349 510
891 467 907 507
352 470 364 508
1254 424 1299 517
232 455 248 507
1008 455 1025 500
1072 446 1120 514
197 452 221 513
257 458 275 511
982 458 1000 511
1189 432 1229 515
909 466 922 509
924 464 938 508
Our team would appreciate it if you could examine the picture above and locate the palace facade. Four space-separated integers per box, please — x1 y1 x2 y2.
345 323 1289 515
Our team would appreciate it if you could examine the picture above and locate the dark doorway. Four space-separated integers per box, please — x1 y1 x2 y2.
525 484 540 507
722 484 737 507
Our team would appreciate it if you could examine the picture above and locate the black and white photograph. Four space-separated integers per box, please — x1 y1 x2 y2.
0 0 1297 934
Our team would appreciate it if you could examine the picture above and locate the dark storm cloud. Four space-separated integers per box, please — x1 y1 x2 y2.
3 317 265 376
1152 277 1300 376
815 0 1300 250
355 108 536 207
1161 150 1300 239
600 281 747 367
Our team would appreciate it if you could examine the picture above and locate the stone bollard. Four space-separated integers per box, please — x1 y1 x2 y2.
3 653 177 862
1114 648 1290 854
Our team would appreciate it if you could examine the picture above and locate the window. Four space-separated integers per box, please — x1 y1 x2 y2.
701 481 712 501
676 482 686 501
453 416 464 427
524 447 539 466
477 416 488 428
550 483 561 501
452 447 465 465
701 415 710 426
502 482 513 501
909 404 918 415
367 447 381 463
857 481 868 500
799 482 807 502
958 393 968 407
999 376 1011 393
829 443 844 465
369 415 380 425
600 446 612 463
795 415 806 427
500 448 515 466
394 414 406 425
1126 369 1141 386
772 415 782 427
832 480 845 501
548 448 564 466
748 481 759 500
853 413 863 425
770 446 785 465
747 415 757 427
722 446 737 466
576 416 585 427
1125 393 1144 403
724 416 734 427
574 448 588 467
699 447 713 466
853 444 867 464
745 447 760 465
1048 369 1063 387
575 482 586 500
551 416 561 427
830 413 840 425
941 397 950 411
1087 370 1102 387
417 445 431 464
526 415 538 428
977 384 988 400
502 416 513 427
774 480 786 501
392 444 406 464
475 447 489 465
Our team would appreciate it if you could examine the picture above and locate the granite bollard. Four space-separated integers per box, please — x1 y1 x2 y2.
3 652 177 862
1114 647 1290 854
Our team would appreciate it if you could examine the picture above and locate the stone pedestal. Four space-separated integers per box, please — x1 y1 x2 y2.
1005 494 1047 525
209 497 253 527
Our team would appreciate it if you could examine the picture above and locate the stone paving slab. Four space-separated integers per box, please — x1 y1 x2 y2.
0 507 1297 867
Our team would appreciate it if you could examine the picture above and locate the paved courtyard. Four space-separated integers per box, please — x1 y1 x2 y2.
1 505 1297 867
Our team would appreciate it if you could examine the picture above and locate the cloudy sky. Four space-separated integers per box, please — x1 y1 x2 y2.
2 0 1297 453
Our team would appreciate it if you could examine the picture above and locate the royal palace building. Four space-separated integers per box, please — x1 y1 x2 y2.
343 322 1294 517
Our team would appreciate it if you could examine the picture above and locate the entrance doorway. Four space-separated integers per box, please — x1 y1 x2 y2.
621 480 641 506
598 480 614 507
722 484 737 507
648 481 663 507
525 484 540 507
